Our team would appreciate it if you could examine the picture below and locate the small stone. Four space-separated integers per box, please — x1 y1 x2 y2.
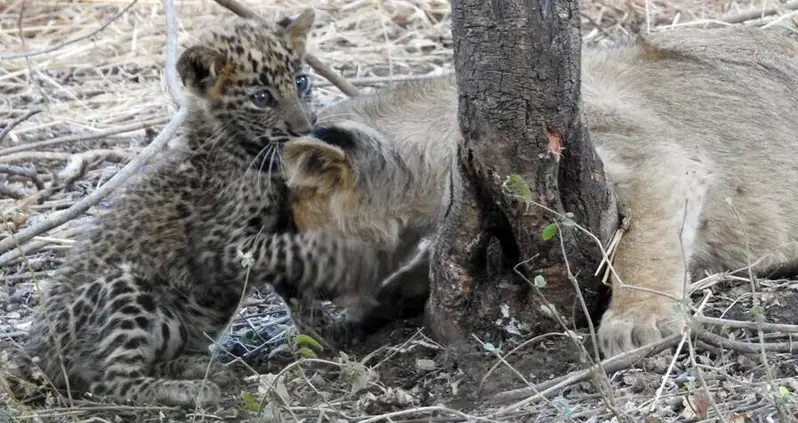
416 359 437 371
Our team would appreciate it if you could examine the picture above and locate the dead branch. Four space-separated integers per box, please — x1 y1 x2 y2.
162 0 182 105
0 117 170 157
696 315 798 333
491 334 681 407
0 226 85 267
1 150 133 165
0 108 41 143
721 0 798 24
0 184 29 200
695 330 798 354
212 0 360 98
0 164 44 190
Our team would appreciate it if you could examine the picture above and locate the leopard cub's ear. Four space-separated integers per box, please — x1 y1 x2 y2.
277 8 315 57
176 45 227 98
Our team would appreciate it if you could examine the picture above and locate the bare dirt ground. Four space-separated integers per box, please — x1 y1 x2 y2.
2 0 798 422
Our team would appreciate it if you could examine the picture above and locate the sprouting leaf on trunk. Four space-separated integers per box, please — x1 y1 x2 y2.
541 223 558 241
503 173 532 204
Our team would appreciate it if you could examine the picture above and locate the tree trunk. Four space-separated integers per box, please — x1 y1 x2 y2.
426 0 619 345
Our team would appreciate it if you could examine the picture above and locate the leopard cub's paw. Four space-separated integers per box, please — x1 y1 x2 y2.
597 298 682 358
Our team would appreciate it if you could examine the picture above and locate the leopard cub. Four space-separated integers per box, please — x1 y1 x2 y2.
3 9 386 408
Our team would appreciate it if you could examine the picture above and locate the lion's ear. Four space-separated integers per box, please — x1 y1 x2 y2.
283 138 349 193
277 8 315 56
176 45 227 98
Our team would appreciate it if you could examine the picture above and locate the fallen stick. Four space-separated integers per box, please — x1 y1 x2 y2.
491 334 682 406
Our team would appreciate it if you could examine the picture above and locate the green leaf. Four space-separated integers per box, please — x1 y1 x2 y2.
296 347 318 359
778 386 790 397
505 174 532 203
533 275 547 288
541 223 558 241
294 334 323 351
240 391 260 411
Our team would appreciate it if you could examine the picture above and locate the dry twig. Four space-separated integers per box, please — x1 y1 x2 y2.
0 117 170 157
721 0 798 24
0 108 42 143
491 334 682 406
0 164 44 190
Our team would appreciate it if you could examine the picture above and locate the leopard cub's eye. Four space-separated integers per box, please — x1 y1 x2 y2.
251 89 273 108
295 75 311 94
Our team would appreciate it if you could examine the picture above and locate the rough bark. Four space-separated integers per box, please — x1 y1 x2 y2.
426 0 619 344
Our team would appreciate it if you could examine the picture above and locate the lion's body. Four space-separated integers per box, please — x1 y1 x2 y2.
282 26 798 356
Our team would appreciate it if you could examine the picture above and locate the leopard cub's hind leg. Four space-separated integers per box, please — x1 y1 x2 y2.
151 354 234 388
82 267 222 407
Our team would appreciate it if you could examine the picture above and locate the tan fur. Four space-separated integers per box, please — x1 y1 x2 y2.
282 26 798 357
286 140 362 230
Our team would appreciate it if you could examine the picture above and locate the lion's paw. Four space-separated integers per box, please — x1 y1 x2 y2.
597 299 682 358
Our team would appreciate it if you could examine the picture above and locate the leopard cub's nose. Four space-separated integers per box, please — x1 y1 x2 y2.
286 116 312 136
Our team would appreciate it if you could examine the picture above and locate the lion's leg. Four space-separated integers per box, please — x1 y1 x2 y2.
598 153 709 357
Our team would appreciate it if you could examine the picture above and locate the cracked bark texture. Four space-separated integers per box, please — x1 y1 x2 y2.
426 0 619 344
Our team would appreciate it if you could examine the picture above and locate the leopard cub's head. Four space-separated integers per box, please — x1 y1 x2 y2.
282 120 415 248
176 9 317 155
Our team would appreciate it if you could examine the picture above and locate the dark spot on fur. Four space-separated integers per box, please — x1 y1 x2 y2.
137 294 156 313
135 316 149 329
76 314 88 329
86 282 101 303
117 380 134 395
110 297 132 311
176 202 191 218
72 302 87 316
179 324 188 344
124 337 146 349
110 281 134 297
93 383 109 395
120 305 140 315
161 323 171 345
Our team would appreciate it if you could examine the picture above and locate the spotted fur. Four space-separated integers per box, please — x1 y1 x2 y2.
2 9 388 408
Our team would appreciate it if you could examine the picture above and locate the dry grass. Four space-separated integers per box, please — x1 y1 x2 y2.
2 0 798 422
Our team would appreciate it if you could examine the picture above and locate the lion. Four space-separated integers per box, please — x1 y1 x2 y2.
280 26 798 357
